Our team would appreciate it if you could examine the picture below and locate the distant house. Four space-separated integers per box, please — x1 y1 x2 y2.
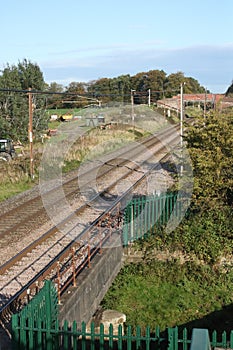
157 93 223 112
219 96 233 109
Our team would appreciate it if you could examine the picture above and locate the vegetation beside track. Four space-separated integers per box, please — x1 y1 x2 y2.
101 259 233 333
101 110 233 332
0 123 146 201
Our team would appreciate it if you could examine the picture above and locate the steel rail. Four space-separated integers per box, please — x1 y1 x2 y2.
0 124 178 241
0 154 179 315
0 124 178 275
0 148 173 318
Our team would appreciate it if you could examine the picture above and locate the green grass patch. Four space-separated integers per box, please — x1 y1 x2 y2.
0 180 34 202
101 260 233 333
62 159 82 173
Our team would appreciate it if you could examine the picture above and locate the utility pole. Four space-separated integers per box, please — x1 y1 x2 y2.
148 89 151 107
180 82 185 176
131 89 135 128
180 83 184 149
204 87 207 118
28 88 34 180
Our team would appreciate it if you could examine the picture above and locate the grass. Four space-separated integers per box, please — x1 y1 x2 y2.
62 124 145 172
0 179 34 202
0 122 147 200
101 259 233 333
101 205 233 333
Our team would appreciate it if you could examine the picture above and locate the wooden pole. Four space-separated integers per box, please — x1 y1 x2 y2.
28 88 34 179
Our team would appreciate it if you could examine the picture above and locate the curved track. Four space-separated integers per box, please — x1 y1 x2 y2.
0 124 181 344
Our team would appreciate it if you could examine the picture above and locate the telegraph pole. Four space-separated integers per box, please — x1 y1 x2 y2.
180 83 184 149
131 89 135 128
204 87 207 118
180 83 185 176
148 89 151 107
28 88 34 180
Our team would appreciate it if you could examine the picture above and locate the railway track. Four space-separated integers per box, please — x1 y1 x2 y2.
0 123 182 344
0 124 178 253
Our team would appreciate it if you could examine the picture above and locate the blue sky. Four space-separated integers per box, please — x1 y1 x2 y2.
1 0 233 93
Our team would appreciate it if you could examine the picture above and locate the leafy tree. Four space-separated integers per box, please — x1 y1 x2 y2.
131 70 167 103
225 80 233 96
87 77 111 104
109 75 131 103
18 59 45 91
0 59 48 141
45 82 64 109
86 70 206 106
147 69 167 101
185 111 233 209
164 72 206 98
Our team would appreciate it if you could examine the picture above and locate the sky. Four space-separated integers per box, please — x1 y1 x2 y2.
1 0 233 93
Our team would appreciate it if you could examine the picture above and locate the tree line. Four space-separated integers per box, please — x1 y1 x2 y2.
0 58 215 141
48 70 207 108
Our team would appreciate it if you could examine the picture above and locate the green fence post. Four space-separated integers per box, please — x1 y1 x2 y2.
81 321 86 350
45 280 52 327
230 330 233 348
127 325 132 350
139 197 142 233
167 327 178 350
19 313 26 350
145 325 150 350
135 198 139 240
152 194 155 233
165 195 168 223
11 314 20 350
136 325 141 350
182 328 188 350
90 322 95 350
174 327 179 350
148 198 151 234
221 331 227 348
72 320 77 350
155 325 160 348
109 323 114 350
211 330 217 348
45 317 53 350
54 319 60 350
28 313 34 350
99 323 105 350
63 320 69 350
118 324 123 350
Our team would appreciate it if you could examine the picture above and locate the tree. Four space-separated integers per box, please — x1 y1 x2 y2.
185 111 233 210
164 72 206 98
45 82 64 109
225 80 233 96
64 82 87 108
0 59 48 141
87 78 111 104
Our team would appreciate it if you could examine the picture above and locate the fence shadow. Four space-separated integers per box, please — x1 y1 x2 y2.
176 302 233 334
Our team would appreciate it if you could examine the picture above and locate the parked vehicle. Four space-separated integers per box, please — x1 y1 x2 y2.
0 138 16 161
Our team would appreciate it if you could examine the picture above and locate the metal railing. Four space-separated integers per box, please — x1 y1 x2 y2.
11 281 233 349
122 192 185 246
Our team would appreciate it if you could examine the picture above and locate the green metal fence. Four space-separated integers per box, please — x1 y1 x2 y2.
122 192 185 246
167 326 233 350
11 318 233 350
11 281 233 349
11 280 58 349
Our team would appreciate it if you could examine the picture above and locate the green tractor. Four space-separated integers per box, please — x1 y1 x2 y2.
0 138 16 161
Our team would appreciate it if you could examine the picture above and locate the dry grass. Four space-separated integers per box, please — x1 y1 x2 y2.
64 124 141 163
0 105 168 201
